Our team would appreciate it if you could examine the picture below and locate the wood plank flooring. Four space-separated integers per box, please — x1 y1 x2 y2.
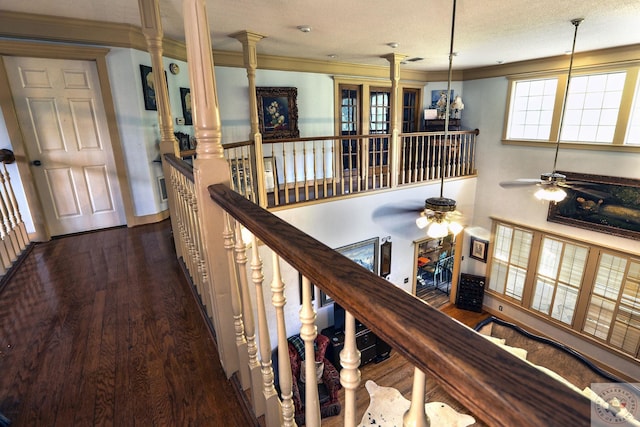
0 221 252 427
0 219 490 426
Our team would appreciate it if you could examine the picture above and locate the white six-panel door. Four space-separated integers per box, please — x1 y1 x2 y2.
4 56 125 236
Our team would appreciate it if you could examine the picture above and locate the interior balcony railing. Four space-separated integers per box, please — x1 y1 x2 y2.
211 129 479 209
163 151 597 427
0 149 30 284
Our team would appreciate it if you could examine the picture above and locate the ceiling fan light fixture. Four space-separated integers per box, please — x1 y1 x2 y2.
534 186 567 202
426 220 450 238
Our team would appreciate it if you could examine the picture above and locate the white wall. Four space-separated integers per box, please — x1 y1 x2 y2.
106 48 196 216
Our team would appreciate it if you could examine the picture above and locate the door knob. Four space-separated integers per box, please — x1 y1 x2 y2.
32 160 42 166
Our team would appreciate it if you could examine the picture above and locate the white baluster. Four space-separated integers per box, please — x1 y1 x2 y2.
223 213 250 388
403 368 430 427
340 312 361 427
251 233 281 426
299 275 320 427
271 253 295 426
1 164 27 249
234 221 263 416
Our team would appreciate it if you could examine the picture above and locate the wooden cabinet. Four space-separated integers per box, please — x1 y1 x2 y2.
424 118 460 131
321 325 391 369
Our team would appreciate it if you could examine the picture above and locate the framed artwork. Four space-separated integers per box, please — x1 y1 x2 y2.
547 171 640 241
139 64 167 111
256 87 300 140
469 236 489 262
430 89 454 108
174 131 191 151
380 240 392 278
298 272 315 305
320 237 379 306
180 87 192 125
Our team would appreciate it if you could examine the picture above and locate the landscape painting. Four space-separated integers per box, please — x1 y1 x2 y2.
547 171 640 241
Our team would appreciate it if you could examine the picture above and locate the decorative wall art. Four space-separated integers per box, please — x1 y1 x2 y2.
139 64 167 111
547 171 640 240
256 87 300 140
320 237 379 306
180 87 192 125
469 236 489 263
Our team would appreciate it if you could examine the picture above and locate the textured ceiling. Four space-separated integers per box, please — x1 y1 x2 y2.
3 0 640 70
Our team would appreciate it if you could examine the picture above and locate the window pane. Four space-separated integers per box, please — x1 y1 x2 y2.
505 266 526 300
625 74 640 145
507 78 557 140
552 285 578 324
583 295 615 339
560 72 626 144
531 278 554 314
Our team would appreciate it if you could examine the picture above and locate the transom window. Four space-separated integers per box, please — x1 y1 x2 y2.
506 78 557 140
488 220 640 360
560 72 626 143
504 66 640 146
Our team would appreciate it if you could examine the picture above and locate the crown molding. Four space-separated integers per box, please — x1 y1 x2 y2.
2 11 636 83
462 44 640 81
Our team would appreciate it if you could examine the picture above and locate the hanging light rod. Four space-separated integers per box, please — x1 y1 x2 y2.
417 0 463 238
534 17 583 203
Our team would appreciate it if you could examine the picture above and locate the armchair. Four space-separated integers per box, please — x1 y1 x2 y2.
273 334 341 425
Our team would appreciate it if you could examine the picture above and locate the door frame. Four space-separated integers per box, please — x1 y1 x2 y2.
0 40 135 241
412 233 463 304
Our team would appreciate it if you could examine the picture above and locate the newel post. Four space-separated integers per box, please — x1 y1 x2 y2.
231 31 268 208
183 0 237 375
383 53 407 189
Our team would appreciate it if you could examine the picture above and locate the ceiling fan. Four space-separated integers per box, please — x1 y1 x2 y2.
499 18 585 203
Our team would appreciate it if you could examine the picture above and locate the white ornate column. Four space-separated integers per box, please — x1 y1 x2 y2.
138 0 177 156
383 53 407 189
183 0 237 375
231 31 268 207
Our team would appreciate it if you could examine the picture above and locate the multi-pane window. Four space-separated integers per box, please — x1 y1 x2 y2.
530 237 588 325
505 66 639 146
625 74 640 145
506 78 558 140
560 72 626 143
487 220 640 359
488 223 533 301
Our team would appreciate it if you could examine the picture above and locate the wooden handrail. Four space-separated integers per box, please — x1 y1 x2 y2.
208 183 596 427
164 153 194 182
262 134 391 144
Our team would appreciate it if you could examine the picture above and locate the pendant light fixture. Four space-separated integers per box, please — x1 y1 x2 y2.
416 0 463 239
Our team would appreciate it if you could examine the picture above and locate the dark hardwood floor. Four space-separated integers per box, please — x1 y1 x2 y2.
0 219 489 426
0 221 251 427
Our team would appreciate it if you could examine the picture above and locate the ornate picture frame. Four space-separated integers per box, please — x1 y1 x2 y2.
139 64 167 111
256 87 300 140
547 171 640 241
320 237 379 306
469 236 489 262
179 87 192 125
